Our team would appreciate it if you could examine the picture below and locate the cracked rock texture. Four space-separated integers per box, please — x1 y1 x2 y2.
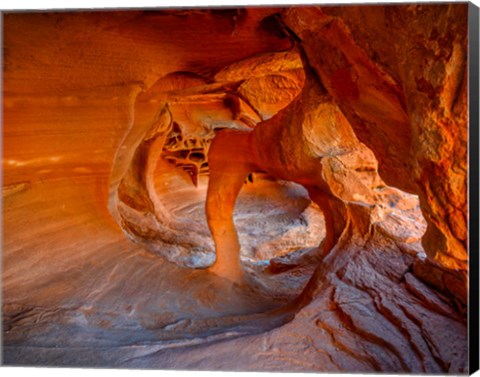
2 4 469 374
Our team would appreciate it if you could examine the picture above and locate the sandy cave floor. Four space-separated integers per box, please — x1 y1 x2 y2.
2 172 326 367
2 173 468 373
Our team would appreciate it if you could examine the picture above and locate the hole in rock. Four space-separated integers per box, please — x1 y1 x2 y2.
153 158 326 296
188 152 205 162
108 60 431 336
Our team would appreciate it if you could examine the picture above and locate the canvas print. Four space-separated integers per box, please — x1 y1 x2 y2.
2 1 478 374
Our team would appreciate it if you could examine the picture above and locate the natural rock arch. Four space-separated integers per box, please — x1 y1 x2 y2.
205 50 373 281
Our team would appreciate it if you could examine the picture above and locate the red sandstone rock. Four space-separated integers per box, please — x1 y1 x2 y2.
2 5 469 374
282 4 468 276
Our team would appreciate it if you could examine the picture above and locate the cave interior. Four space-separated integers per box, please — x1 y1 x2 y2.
2 4 472 373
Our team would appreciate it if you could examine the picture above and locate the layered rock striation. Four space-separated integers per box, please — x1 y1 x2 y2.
2 4 469 373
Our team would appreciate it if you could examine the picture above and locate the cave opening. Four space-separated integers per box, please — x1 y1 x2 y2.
109 47 430 315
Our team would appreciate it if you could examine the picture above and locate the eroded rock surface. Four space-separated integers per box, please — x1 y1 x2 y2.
2 4 469 374
282 5 469 291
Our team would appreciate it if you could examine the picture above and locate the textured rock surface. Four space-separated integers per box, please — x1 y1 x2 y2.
2 5 469 374
282 4 469 288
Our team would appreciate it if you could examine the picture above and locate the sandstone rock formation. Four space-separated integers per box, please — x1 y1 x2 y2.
2 4 470 374
282 5 469 301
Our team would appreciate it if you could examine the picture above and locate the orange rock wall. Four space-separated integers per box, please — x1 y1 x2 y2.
3 9 290 188
282 5 468 275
